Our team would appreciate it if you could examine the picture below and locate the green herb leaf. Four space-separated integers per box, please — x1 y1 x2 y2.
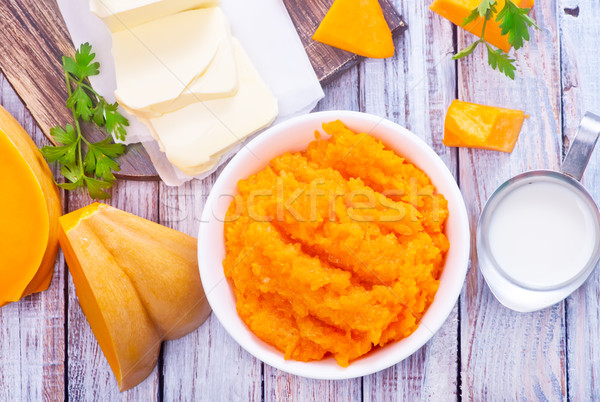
462 8 481 26
486 44 516 79
453 40 481 60
92 136 126 158
83 176 112 200
67 86 94 121
92 100 105 126
49 124 77 145
84 139 124 183
476 0 497 17
61 163 81 184
40 143 75 164
63 42 100 81
41 43 128 200
456 0 537 78
462 0 497 26
103 102 129 141
57 179 84 191
496 2 540 50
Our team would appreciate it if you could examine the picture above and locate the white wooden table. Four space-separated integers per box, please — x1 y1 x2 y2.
1 1 599 400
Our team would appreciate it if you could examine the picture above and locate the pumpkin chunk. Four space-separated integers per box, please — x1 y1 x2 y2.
313 0 395 58
443 100 525 153
0 105 61 308
59 203 212 391
430 0 535 53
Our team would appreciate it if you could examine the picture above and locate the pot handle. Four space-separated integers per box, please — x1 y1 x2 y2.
561 112 600 181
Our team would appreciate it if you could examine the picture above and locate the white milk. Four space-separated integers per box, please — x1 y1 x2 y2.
487 180 597 288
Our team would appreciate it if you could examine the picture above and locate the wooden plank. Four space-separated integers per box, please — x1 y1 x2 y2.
559 0 600 399
0 0 158 180
281 0 406 85
0 0 405 180
360 0 459 400
457 2 566 400
159 176 262 401
66 181 160 400
0 73 66 401
262 66 363 401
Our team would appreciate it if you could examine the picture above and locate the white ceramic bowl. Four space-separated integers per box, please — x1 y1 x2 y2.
198 111 470 379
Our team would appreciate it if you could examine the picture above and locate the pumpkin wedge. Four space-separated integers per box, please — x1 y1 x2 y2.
443 100 526 153
313 0 395 58
0 105 61 307
430 0 535 53
59 203 212 391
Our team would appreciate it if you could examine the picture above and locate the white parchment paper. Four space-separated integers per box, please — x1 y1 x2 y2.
56 0 324 185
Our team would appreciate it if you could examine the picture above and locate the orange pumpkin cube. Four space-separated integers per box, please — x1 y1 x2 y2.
443 100 526 153
430 0 535 53
312 0 394 58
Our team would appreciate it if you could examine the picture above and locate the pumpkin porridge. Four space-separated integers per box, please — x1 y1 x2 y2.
223 120 449 366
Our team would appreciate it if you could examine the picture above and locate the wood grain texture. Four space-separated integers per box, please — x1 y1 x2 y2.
4 0 600 399
0 74 66 402
282 0 406 85
159 176 262 402
360 1 459 400
0 0 158 180
559 0 600 399
66 181 161 400
457 2 566 400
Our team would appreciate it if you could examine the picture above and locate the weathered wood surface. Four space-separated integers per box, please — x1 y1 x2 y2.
66 182 161 400
2 0 600 400
0 75 66 401
282 0 406 85
0 0 159 180
457 2 566 400
559 1 600 400
0 0 403 180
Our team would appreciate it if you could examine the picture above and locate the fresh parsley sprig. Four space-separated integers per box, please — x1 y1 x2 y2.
453 0 539 79
41 43 129 199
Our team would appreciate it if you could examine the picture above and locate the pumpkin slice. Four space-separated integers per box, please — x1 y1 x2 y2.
0 105 61 307
430 0 535 53
59 203 212 391
443 100 526 153
313 0 395 58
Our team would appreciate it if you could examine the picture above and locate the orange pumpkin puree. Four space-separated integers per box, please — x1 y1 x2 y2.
223 120 450 366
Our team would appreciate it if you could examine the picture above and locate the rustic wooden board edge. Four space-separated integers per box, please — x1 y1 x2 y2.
1 0 406 183
0 0 159 180
283 0 407 85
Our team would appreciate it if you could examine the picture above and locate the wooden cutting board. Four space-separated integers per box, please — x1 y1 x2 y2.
0 0 405 180
282 0 407 84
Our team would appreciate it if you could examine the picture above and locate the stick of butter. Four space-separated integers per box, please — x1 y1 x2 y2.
148 39 278 176
112 8 237 116
90 0 219 32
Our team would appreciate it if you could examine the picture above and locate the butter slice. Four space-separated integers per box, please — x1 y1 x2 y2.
90 0 219 32
148 39 278 176
113 8 238 117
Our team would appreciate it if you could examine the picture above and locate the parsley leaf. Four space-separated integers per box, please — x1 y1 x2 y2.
486 44 516 79
476 0 497 17
453 0 538 79
40 43 128 200
84 138 125 183
453 40 481 60
496 2 540 50
83 176 112 200
63 43 100 81
49 124 77 145
66 86 94 121
104 102 129 141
